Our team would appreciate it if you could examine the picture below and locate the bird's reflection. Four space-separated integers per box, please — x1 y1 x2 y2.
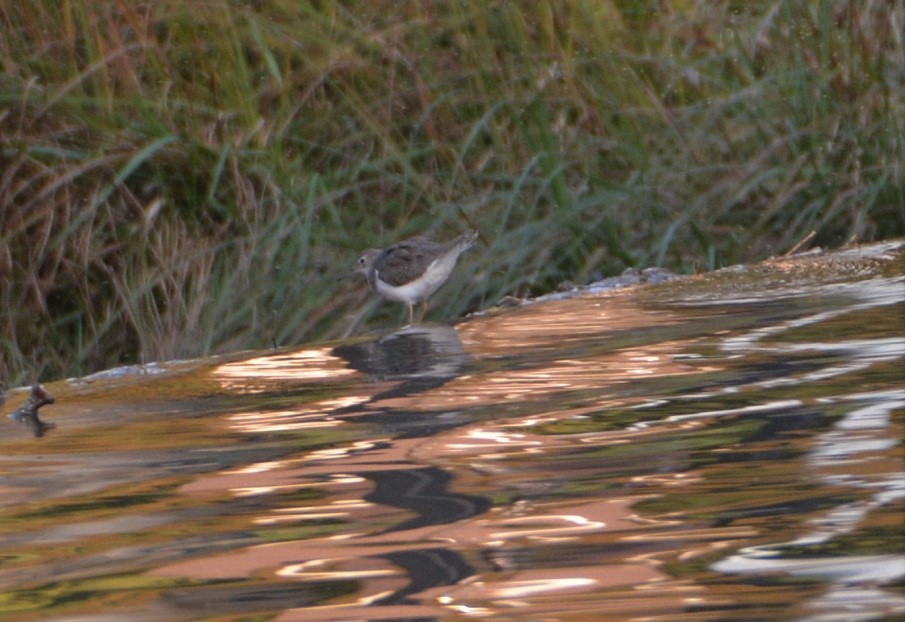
334 324 467 392
336 324 466 379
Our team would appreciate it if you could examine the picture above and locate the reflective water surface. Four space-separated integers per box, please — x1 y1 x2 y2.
2 242 904 621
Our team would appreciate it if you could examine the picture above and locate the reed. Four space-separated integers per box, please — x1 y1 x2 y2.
1 0 902 384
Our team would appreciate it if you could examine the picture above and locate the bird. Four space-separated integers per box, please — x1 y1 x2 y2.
8 384 56 438
354 230 478 325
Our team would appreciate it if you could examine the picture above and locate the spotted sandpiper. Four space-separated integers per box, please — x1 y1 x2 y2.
8 384 56 438
354 230 478 324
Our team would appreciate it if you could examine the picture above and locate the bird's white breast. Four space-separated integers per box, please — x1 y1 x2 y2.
374 254 459 304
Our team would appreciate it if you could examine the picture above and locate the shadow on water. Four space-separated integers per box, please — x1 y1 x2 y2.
1 241 904 621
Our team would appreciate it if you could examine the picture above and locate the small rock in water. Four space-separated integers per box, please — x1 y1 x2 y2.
8 384 56 438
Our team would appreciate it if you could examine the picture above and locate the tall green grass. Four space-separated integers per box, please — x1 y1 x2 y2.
1 0 903 384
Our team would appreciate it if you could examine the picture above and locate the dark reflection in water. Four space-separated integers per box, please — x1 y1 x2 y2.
377 548 476 605
364 467 491 532
335 325 466 380
0 241 903 621
333 324 467 402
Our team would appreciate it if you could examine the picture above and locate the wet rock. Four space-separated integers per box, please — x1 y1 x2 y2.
640 267 677 284
585 267 643 292
489 265 683 311
494 295 525 308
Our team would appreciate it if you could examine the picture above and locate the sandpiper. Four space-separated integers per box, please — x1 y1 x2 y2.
8 384 56 438
354 230 478 324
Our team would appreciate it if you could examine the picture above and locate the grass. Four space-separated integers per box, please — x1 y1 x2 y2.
1 0 903 384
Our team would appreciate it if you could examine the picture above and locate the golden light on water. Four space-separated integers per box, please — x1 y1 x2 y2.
5 242 888 621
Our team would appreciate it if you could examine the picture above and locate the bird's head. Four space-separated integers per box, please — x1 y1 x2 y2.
352 249 381 277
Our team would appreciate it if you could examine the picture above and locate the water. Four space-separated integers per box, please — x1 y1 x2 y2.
2 241 903 621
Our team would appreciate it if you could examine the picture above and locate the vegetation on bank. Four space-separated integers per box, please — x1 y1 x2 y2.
1 1 903 384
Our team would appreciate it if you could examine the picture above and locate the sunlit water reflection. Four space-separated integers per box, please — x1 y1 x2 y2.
2 241 903 621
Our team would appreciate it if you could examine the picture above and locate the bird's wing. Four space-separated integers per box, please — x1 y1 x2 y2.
375 237 442 286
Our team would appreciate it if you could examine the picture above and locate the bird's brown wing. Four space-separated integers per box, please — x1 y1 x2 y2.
374 237 443 286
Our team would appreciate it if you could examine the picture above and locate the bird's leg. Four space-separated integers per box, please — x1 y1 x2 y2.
405 303 414 326
417 300 429 323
